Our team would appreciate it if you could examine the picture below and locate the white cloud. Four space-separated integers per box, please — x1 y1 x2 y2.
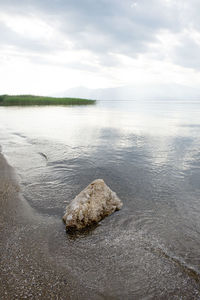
0 13 53 40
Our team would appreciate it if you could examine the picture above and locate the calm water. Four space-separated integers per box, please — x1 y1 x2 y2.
1 100 200 298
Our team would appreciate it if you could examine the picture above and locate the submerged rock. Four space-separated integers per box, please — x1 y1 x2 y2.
63 179 123 230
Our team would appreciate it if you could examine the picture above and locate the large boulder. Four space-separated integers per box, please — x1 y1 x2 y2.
63 179 123 230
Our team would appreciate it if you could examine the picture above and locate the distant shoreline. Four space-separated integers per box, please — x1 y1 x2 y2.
0 95 96 106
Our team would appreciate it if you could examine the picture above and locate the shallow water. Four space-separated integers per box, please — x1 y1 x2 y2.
1 100 200 298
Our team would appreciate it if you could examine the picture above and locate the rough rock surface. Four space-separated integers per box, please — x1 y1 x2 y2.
63 179 123 230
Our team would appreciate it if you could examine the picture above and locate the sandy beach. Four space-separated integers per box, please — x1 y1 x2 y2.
0 153 102 300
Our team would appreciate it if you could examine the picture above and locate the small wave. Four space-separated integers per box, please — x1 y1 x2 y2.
151 245 200 283
13 132 27 139
38 152 48 160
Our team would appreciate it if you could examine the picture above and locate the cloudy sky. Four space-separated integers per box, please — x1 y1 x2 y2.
1 0 200 96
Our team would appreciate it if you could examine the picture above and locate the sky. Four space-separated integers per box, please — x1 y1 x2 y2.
1 0 200 96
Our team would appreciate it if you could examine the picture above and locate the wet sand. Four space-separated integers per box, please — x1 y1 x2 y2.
0 154 102 300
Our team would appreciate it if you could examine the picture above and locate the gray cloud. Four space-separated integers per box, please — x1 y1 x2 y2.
0 0 200 70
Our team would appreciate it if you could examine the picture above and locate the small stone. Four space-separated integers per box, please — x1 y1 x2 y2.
63 179 123 230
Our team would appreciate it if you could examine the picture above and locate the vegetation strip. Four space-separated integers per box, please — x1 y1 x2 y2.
0 95 95 106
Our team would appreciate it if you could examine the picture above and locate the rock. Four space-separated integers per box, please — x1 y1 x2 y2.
63 179 123 230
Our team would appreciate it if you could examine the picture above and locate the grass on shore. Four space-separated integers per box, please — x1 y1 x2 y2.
0 95 96 106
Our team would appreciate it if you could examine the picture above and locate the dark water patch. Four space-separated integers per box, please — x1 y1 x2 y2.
65 223 100 240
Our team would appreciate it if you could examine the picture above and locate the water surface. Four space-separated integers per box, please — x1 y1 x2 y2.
1 100 200 298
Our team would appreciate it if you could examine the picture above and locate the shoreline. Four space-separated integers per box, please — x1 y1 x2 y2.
0 153 101 300
1 151 200 299
0 153 21 225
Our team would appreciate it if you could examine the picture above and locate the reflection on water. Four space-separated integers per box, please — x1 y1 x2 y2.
1 100 200 298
